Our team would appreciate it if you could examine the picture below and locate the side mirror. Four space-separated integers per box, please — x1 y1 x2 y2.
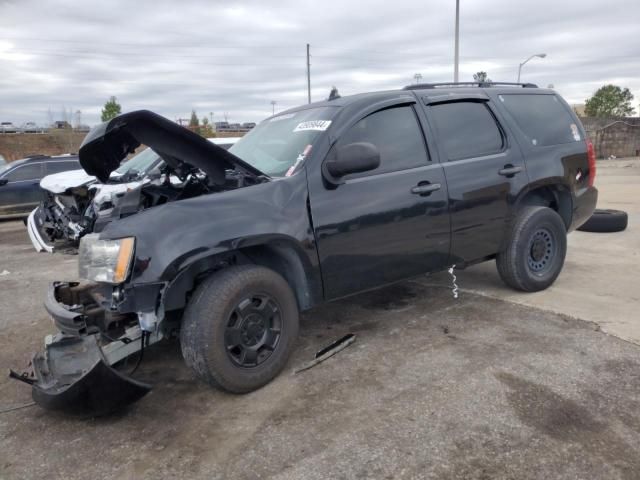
324 142 381 181
0 178 8 186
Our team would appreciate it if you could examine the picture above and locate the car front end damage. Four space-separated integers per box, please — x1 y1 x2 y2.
11 234 172 415
12 110 269 415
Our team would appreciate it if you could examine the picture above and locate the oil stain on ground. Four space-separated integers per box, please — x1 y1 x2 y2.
496 371 640 479
354 283 417 311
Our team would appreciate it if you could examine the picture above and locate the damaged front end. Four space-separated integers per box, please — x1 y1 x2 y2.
11 281 166 415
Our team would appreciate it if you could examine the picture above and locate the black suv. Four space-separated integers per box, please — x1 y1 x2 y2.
13 83 597 415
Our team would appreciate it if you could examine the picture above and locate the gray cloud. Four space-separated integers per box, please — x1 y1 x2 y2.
0 0 638 126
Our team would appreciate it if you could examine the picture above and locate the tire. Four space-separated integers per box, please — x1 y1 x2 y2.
496 206 567 292
577 209 628 233
180 265 299 394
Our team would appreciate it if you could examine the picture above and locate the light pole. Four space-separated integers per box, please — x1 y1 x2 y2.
270 100 277 115
453 0 460 82
414 73 423 84
517 53 546 83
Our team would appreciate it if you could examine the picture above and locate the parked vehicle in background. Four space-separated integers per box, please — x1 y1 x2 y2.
13 83 598 415
0 154 81 219
22 122 40 133
0 122 19 133
27 137 240 252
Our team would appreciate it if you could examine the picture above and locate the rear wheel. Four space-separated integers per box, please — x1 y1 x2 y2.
496 206 567 292
180 265 299 393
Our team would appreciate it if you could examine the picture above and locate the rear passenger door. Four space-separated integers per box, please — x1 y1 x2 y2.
310 103 450 300
424 97 528 263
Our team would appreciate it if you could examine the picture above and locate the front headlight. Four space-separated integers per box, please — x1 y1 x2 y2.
78 234 135 284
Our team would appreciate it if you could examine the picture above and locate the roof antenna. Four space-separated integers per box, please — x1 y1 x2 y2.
328 86 341 101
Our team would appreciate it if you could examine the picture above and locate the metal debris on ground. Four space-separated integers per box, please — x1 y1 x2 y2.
294 334 356 374
0 401 36 414
448 264 459 299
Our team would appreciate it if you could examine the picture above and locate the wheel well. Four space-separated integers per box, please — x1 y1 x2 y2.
162 243 315 313
518 186 572 230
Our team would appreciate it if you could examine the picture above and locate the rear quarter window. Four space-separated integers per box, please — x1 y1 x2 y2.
498 94 581 147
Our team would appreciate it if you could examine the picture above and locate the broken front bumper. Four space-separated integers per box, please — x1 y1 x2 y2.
26 208 54 253
28 334 151 416
11 281 156 415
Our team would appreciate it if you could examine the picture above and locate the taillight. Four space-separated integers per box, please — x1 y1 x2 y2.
586 139 596 187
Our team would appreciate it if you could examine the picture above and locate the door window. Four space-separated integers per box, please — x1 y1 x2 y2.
430 102 504 161
336 105 429 178
45 161 81 175
5 163 42 182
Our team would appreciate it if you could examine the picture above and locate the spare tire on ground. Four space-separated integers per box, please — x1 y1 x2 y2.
577 209 628 233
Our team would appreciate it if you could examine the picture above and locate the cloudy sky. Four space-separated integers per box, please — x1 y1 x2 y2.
0 0 638 126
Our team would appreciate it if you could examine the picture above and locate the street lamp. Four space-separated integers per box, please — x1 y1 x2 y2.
517 53 546 83
270 100 277 115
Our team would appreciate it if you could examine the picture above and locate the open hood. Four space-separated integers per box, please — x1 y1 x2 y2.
79 110 264 184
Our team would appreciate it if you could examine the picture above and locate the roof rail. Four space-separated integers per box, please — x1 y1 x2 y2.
403 82 538 90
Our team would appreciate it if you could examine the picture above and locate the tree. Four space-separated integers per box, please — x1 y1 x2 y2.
200 116 213 137
189 110 200 127
473 71 491 83
585 85 635 117
101 96 122 122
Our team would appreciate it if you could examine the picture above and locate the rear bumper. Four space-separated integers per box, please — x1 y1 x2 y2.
570 186 598 232
26 208 54 253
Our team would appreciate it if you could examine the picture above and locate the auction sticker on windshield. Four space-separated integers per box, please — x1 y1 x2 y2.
293 120 332 132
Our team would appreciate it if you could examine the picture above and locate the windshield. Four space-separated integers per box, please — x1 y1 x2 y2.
229 106 337 177
114 147 161 176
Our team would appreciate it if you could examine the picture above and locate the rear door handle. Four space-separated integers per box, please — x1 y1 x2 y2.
498 165 523 177
411 182 441 196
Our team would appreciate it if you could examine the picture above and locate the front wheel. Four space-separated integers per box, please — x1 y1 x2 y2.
180 265 299 393
496 206 567 292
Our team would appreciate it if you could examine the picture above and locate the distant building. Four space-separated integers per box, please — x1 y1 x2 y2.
53 120 71 129
582 116 640 158
572 104 586 117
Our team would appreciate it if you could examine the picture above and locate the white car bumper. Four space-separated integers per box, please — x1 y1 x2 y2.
27 208 54 253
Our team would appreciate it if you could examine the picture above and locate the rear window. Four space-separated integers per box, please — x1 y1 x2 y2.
498 94 581 147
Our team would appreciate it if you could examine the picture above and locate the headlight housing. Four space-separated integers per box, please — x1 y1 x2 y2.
78 234 135 284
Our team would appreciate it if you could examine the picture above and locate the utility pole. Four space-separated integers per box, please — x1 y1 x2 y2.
306 43 311 104
271 100 277 115
414 73 423 84
209 112 213 124
454 0 460 83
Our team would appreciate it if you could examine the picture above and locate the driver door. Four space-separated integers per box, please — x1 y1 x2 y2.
308 104 451 300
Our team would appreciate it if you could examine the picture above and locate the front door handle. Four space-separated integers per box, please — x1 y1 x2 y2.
411 182 441 196
498 165 523 177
